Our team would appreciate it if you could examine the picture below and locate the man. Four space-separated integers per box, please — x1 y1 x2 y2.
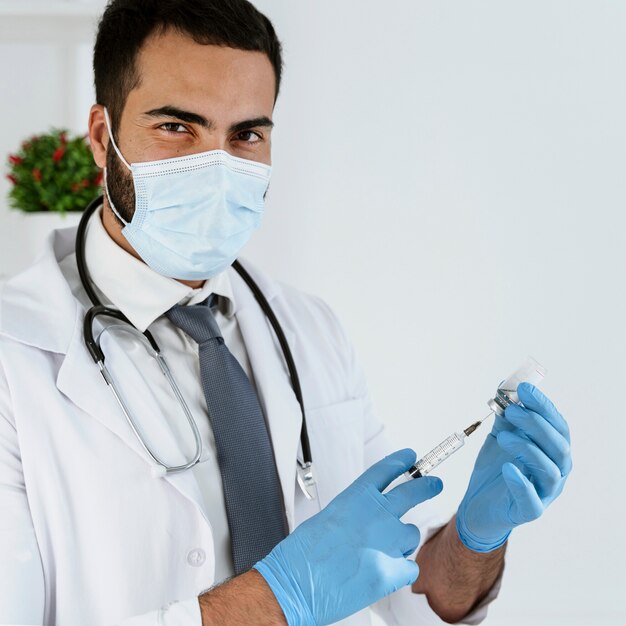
0 1 572 625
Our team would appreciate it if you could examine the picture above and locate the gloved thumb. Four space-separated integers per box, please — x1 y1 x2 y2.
502 462 544 524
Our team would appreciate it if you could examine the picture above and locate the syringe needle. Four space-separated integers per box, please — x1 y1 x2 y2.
463 411 494 437
463 421 482 437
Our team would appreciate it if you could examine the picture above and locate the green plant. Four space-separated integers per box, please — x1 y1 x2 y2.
5 129 102 214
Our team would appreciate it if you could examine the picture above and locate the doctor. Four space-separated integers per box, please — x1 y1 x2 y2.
0 1 572 625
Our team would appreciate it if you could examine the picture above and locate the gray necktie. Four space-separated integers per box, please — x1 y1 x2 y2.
165 296 288 574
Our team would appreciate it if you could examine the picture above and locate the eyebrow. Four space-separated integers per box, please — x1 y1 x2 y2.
142 106 274 134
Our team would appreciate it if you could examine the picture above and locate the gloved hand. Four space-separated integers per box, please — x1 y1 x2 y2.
456 382 572 552
253 449 443 626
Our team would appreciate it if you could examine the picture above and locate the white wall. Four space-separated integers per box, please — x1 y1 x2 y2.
0 2 100 275
1 1 624 624
249 2 626 624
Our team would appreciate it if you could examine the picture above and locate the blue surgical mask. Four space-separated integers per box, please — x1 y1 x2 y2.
102 108 271 280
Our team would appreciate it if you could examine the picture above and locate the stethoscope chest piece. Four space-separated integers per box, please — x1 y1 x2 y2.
297 461 317 501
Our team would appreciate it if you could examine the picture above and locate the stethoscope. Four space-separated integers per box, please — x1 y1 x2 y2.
75 196 317 500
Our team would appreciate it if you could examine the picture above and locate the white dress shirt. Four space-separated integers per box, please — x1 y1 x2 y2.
59 203 245 582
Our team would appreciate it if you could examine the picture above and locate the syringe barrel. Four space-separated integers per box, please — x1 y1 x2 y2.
487 356 547 415
405 432 466 479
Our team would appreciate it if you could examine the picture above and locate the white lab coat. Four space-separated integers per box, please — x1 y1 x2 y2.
0 226 492 626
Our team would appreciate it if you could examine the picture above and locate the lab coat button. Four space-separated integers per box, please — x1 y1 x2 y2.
187 548 206 567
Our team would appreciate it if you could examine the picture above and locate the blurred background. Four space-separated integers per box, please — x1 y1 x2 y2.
1 1 624 625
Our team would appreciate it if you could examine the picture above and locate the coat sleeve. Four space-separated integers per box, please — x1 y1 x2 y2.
313 297 502 625
113 600 202 626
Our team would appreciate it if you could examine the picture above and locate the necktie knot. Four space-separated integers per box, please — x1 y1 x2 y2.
165 296 222 345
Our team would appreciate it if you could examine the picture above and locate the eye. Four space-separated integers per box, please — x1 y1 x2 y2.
235 130 262 144
159 122 189 134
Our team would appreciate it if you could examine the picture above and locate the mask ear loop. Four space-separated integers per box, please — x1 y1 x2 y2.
103 107 131 226
103 107 131 169
102 169 128 226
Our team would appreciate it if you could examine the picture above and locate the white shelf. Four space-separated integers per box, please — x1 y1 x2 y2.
0 1 103 17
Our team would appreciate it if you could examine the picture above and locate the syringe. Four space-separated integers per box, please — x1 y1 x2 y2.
404 414 492 479
405 356 547 480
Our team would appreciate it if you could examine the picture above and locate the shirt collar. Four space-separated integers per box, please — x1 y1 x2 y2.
84 203 236 332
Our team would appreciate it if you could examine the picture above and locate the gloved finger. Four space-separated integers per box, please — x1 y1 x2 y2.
356 448 417 491
383 475 443 518
517 383 570 444
491 412 517 437
501 462 544 524
400 523 421 557
504 404 572 477
497 431 563 499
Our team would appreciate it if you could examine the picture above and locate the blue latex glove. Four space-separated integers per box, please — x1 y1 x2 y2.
254 449 443 626
456 382 572 552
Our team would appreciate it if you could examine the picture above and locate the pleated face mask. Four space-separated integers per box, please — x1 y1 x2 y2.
103 107 272 280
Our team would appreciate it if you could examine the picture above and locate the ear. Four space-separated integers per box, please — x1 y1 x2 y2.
88 104 109 169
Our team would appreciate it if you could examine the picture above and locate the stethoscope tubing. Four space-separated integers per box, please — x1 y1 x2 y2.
75 196 313 470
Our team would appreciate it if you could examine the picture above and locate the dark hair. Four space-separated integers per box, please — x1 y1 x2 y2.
93 0 283 137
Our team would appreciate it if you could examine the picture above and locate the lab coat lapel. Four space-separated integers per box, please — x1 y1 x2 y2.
54 307 210 525
230 264 301 530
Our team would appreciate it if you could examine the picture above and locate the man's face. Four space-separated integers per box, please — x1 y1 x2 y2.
95 28 276 223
